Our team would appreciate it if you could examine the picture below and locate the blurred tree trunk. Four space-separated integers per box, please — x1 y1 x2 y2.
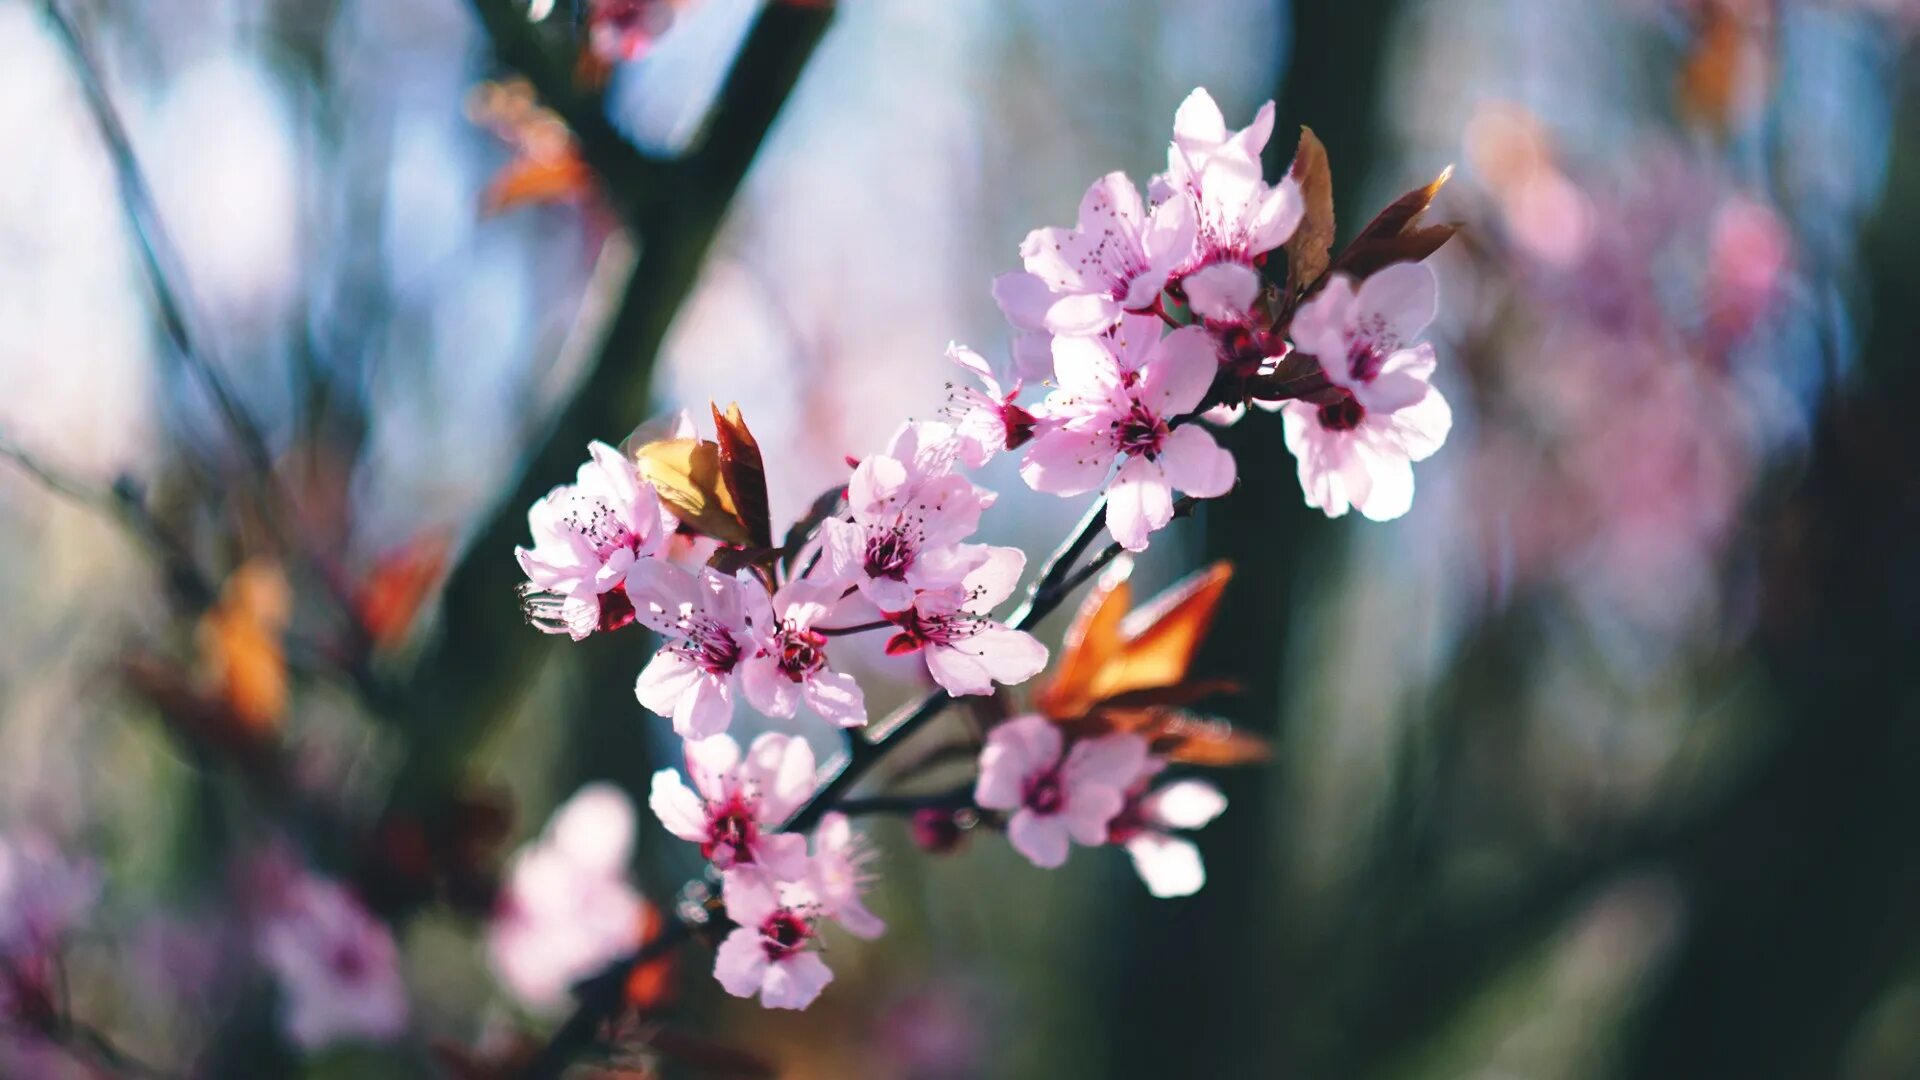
1618 91 1920 1078
1100 2 1402 1075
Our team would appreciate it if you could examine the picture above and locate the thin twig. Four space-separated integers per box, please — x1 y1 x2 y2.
40 0 280 494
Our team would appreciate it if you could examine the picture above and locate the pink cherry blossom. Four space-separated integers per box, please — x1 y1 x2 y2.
740 579 867 728
256 873 408 1050
516 440 674 640
825 422 995 610
626 561 763 738
1280 262 1453 522
881 546 1048 696
972 716 1148 869
804 812 885 941
1106 768 1228 899
944 344 1038 469
649 733 813 880
711 870 834 1010
0 835 97 1030
1155 88 1303 284
488 783 643 1013
995 172 1195 339
1020 324 1237 551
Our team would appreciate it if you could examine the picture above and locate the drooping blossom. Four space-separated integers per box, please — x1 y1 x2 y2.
825 422 995 610
256 873 408 1050
944 344 1038 469
1279 262 1453 522
740 579 866 728
517 440 674 640
1106 767 1228 899
994 172 1195 340
711 870 834 1010
804 812 885 940
1153 89 1304 290
627 562 763 738
488 783 643 1013
882 546 1048 696
0 835 98 1030
1020 324 1237 551
973 716 1149 869
649 733 812 880
588 0 680 63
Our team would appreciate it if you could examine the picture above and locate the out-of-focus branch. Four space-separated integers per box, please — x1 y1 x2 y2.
385 2 835 816
40 0 279 497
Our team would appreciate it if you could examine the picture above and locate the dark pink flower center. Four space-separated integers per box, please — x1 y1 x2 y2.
775 626 828 682
329 940 370 982
702 794 759 866
1316 395 1366 432
1107 793 1148 843
1347 337 1389 383
562 495 642 560
761 910 812 960
1000 401 1039 450
864 527 916 581
1023 769 1066 816
679 619 742 675
884 606 976 655
1115 401 1169 458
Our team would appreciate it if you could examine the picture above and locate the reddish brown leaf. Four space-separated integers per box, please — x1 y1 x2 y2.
1035 557 1136 720
196 558 291 735
1331 165 1458 281
710 402 772 550
624 901 679 1014
1284 126 1335 295
355 532 450 648
1037 561 1234 722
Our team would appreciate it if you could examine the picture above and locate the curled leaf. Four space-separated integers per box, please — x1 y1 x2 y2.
632 438 756 547
1284 126 1335 295
710 402 772 550
1330 165 1458 281
1037 560 1234 721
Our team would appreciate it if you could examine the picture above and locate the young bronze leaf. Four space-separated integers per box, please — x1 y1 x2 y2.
710 402 773 550
1035 557 1137 720
632 438 755 547
1151 711 1272 766
1332 165 1458 281
1096 561 1234 695
1284 126 1335 294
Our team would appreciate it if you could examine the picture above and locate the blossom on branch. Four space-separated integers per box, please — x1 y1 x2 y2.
256 873 409 1050
973 716 1148 869
627 562 762 738
882 546 1047 696
1107 769 1228 899
649 733 813 880
517 441 674 640
825 421 995 611
741 579 867 728
1279 262 1453 522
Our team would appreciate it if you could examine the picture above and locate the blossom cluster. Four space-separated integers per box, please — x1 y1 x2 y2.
511 87 1454 1012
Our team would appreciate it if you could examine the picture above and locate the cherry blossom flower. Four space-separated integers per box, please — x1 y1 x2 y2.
0 835 97 1030
1279 262 1453 522
881 546 1047 696
588 0 679 64
517 440 674 640
804 812 885 940
1106 768 1228 899
825 422 995 610
944 343 1039 468
711 870 834 1010
994 172 1195 340
1154 88 1303 290
626 562 764 738
1020 324 1237 551
740 578 867 728
488 783 643 1013
972 716 1148 869
649 733 813 880
256 874 408 1050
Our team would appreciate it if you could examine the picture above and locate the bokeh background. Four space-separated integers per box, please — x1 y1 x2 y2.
3 0 1918 1076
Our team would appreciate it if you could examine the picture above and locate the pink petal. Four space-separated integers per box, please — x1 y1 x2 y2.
1064 733 1150 789
1106 455 1176 552
1061 785 1125 846
548 782 635 873
803 670 867 728
760 951 833 1010
712 927 771 999
1143 779 1228 830
1158 424 1237 499
672 671 734 739
1045 292 1124 337
1125 832 1207 898
1287 275 1359 371
752 833 810 882
959 545 1027 610
1021 426 1116 497
976 716 1063 811
925 625 1048 697
744 734 817 823
1142 325 1219 416
1354 260 1439 347
635 650 701 720
1007 809 1072 869
1183 263 1260 323
992 271 1056 331
648 770 709 843
682 734 742 802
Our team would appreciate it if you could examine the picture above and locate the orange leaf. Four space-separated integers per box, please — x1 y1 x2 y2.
1037 561 1233 720
196 558 291 734
481 153 595 216
355 532 450 647
632 438 756 547
624 902 679 1014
